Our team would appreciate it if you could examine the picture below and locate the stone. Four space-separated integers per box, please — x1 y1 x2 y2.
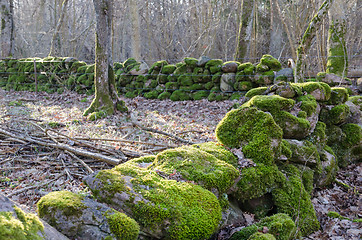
220 73 236 92
284 139 321 168
315 149 338 188
222 61 239 73
357 78 362 93
197 56 212 67
130 62 149 75
0 193 69 240
321 73 350 86
274 68 294 83
37 191 139 240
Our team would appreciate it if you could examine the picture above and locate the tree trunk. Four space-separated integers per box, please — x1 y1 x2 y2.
294 0 333 82
0 0 14 57
234 0 254 62
84 0 127 119
326 0 348 77
48 0 69 56
129 0 141 60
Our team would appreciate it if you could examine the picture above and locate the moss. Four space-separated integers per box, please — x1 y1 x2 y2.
161 64 176 74
144 91 159 99
210 66 221 74
348 96 362 111
152 145 239 193
178 74 193 86
192 142 238 167
256 71 274 85
258 55 282 72
230 92 242 100
327 211 349 220
192 90 209 100
327 87 349 105
125 91 138 98
230 213 298 240
245 87 268 98
106 211 140 240
87 110 108 121
158 91 171 100
341 124 361 148
235 81 253 91
170 90 191 101
216 107 283 165
293 82 331 101
37 191 86 219
234 164 285 201
307 121 327 150
95 165 222 240
204 81 214 90
205 59 223 69
326 19 347 76
148 60 168 72
243 95 295 112
212 72 222 83
296 94 318 117
320 104 350 125
248 232 276 240
0 206 44 240
183 57 198 68
272 166 319 236
85 64 95 73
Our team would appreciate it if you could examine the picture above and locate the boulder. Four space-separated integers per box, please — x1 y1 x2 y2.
222 61 239 73
0 193 69 240
197 56 212 67
220 73 236 92
37 191 139 240
84 164 222 240
315 148 338 188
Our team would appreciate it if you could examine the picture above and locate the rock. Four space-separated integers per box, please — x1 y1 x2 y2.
344 100 362 125
357 78 362 93
327 87 349 105
0 193 69 240
275 82 296 98
274 68 294 83
84 164 222 240
220 199 246 229
239 194 274 219
197 56 212 67
220 73 236 92
315 149 338 188
294 82 331 101
319 73 350 86
37 191 139 240
130 62 149 75
284 139 321 168
222 61 239 73
320 104 350 126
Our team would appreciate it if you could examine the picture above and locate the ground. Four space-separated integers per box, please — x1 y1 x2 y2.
0 88 360 239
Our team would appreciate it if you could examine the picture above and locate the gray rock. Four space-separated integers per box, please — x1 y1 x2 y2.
357 78 362 93
315 149 338 188
197 56 212 67
220 73 236 92
344 100 362 125
129 62 149 75
321 73 350 86
0 193 69 240
222 62 238 73
274 68 294 82
285 139 321 168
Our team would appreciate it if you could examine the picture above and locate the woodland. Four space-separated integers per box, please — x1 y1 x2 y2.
0 0 361 240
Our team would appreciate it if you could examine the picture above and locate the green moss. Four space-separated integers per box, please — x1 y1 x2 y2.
87 110 108 121
248 232 276 240
95 165 222 240
296 94 318 117
348 96 362 111
192 142 238 167
230 92 242 100
230 213 298 240
170 90 191 101
212 72 222 83
307 121 327 150
293 82 331 101
0 206 44 240
272 166 319 236
37 191 86 219
216 107 283 165
243 95 295 112
327 87 349 105
205 59 223 69
148 60 168 73
320 104 350 125
327 211 349 220
210 66 221 74
161 64 176 74
235 81 253 91
259 55 282 71
341 124 361 148
192 90 209 100
125 91 138 98
234 164 285 201
106 212 140 240
152 145 239 193
245 87 268 98
183 57 198 68
144 91 159 99
178 74 193 86
158 91 171 100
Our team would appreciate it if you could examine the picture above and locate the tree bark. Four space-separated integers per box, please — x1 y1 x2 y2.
326 0 348 77
84 0 127 119
48 0 70 56
295 0 334 82
129 0 141 60
0 0 14 57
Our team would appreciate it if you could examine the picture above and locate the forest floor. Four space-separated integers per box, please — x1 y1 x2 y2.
0 88 360 240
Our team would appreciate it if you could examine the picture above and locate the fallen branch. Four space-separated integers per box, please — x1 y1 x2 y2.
131 121 197 145
7 173 64 198
0 127 124 166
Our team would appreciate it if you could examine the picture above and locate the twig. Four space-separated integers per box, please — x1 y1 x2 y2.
0 127 124 166
66 151 94 174
131 120 197 145
7 173 64 197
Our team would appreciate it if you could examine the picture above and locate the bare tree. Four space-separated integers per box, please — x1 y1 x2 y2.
84 0 127 119
0 0 14 57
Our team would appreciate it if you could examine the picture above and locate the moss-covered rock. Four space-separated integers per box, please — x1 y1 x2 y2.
192 142 238 167
85 165 222 240
320 104 350 125
192 90 209 100
184 57 198 68
256 55 281 73
161 64 176 75
272 165 319 236
215 107 283 165
222 61 240 73
245 87 268 98
327 87 349 105
230 213 298 240
37 191 139 240
178 74 193 86
205 59 223 69
348 96 362 111
293 82 331 101
170 90 191 101
144 90 159 99
157 91 171 100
